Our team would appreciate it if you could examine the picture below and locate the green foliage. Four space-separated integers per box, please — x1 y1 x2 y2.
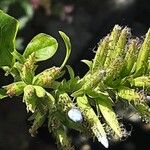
23 33 58 61
0 10 18 67
0 10 150 150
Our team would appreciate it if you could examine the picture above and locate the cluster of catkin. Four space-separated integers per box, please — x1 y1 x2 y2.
3 25 150 150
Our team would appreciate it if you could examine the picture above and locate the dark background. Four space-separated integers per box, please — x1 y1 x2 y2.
0 0 150 149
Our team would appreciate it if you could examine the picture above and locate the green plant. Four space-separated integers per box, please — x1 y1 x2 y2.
0 10 150 150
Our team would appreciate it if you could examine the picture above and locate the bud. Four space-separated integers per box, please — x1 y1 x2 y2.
3 81 26 97
77 95 109 148
33 66 60 88
72 70 106 97
83 69 106 91
34 85 46 98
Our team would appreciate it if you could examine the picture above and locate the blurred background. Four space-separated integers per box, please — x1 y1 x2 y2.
0 0 150 150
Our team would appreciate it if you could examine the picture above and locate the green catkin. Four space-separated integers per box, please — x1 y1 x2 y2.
32 66 60 88
96 97 122 138
117 86 144 102
130 76 150 87
77 95 109 148
131 101 150 121
53 124 74 150
29 111 47 137
104 57 124 83
48 113 74 150
3 81 26 97
21 53 36 84
135 28 150 76
57 93 85 132
83 70 106 91
58 93 74 112
111 27 130 60
72 70 106 97
92 35 109 72
104 25 122 68
121 39 138 76
23 85 37 113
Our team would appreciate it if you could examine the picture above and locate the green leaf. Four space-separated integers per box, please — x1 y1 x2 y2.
81 59 93 70
77 95 109 148
11 50 25 64
23 33 58 61
96 97 122 138
59 31 71 69
66 65 74 79
0 10 19 67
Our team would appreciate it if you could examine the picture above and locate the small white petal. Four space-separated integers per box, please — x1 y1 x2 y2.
98 135 109 148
